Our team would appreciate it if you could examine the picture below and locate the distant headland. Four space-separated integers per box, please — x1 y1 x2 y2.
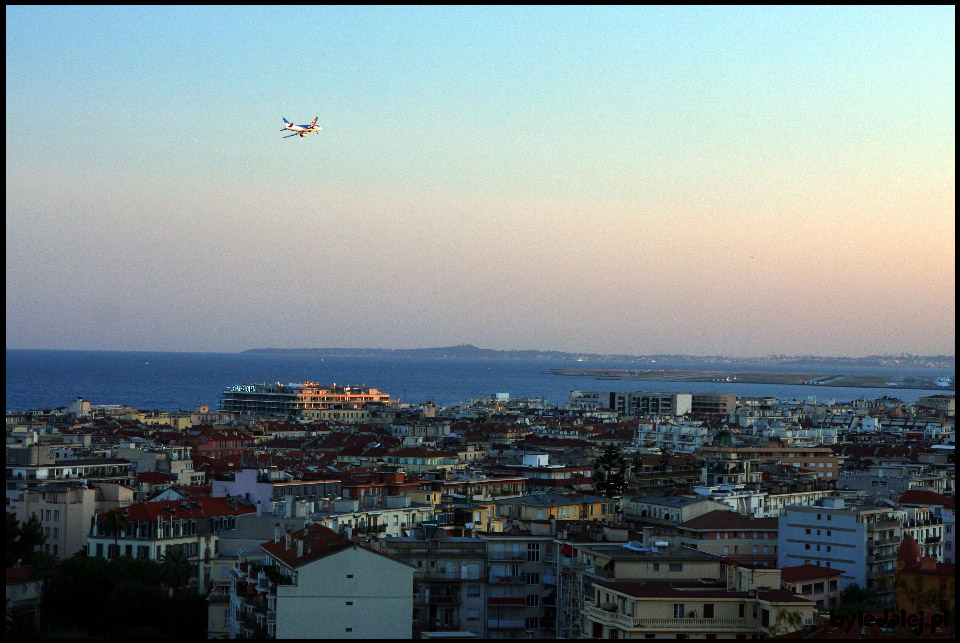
241 345 954 369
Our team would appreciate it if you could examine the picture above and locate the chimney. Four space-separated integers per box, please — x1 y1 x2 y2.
285 532 292 550
274 523 281 543
296 538 304 558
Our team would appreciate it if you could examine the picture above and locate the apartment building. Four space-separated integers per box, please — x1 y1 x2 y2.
8 481 97 559
567 391 693 416
897 489 956 563
779 564 843 610
678 510 779 567
229 524 414 638
901 506 946 561
493 492 616 523
623 494 733 529
701 445 842 479
569 540 727 608
88 496 257 593
482 528 560 638
382 535 487 637
778 497 908 604
212 466 342 509
691 393 738 415
584 572 816 638
636 420 712 453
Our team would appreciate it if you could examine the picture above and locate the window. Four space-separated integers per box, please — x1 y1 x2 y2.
829 580 838 592
674 604 685 619
467 585 481 597
669 563 682 572
525 572 540 585
527 543 541 562
526 594 539 607
704 603 714 619
526 617 539 630
653 563 660 571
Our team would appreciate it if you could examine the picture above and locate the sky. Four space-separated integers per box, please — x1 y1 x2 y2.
5 5 955 357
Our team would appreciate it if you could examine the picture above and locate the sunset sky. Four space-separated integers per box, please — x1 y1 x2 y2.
6 6 955 356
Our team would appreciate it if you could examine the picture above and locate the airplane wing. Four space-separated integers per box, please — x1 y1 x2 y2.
282 133 300 138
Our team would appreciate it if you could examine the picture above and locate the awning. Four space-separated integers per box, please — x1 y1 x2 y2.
592 555 612 568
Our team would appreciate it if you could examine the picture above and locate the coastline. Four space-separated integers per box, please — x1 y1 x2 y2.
547 369 954 392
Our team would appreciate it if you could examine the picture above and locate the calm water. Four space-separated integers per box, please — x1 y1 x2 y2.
5 349 952 413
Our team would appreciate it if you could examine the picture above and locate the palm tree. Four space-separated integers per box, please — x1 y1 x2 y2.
99 511 128 558
159 547 193 597
160 546 194 638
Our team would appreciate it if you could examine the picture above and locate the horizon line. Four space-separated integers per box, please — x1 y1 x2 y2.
5 346 955 361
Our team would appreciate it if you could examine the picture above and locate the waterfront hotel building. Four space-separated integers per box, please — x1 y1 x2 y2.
219 382 395 418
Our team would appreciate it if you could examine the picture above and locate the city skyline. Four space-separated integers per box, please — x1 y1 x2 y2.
6 6 955 357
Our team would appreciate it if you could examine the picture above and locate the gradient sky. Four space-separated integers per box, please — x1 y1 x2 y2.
6 6 955 356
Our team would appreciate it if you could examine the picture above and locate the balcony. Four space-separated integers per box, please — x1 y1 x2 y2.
487 618 525 629
488 597 525 606
585 605 750 631
417 619 463 632
489 573 525 584
415 570 462 581
426 594 460 605
488 551 526 561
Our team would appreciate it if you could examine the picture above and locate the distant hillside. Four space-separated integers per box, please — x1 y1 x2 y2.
242 344 627 360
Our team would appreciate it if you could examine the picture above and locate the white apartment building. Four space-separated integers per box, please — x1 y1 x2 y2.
228 524 414 639
636 420 711 453
778 497 908 604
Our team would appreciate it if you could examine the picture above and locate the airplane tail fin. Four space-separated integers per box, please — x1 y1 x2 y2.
310 117 318 128
283 118 292 124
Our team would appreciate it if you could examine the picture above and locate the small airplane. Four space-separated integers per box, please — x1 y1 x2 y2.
280 117 322 138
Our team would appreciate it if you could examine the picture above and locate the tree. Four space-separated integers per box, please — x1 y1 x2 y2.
159 547 193 596
6 513 46 567
833 582 880 616
594 446 626 499
98 510 128 557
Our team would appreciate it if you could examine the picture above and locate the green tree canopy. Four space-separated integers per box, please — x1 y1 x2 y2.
6 513 46 566
594 446 627 499
834 582 880 616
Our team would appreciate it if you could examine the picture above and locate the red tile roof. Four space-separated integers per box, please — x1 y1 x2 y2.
261 524 354 569
779 563 843 583
898 489 955 509
260 524 414 571
114 496 256 522
5 565 34 584
135 471 177 484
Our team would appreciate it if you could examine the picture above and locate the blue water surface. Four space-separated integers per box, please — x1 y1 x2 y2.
4 349 952 413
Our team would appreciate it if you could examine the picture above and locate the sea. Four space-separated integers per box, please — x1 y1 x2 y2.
4 349 954 414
